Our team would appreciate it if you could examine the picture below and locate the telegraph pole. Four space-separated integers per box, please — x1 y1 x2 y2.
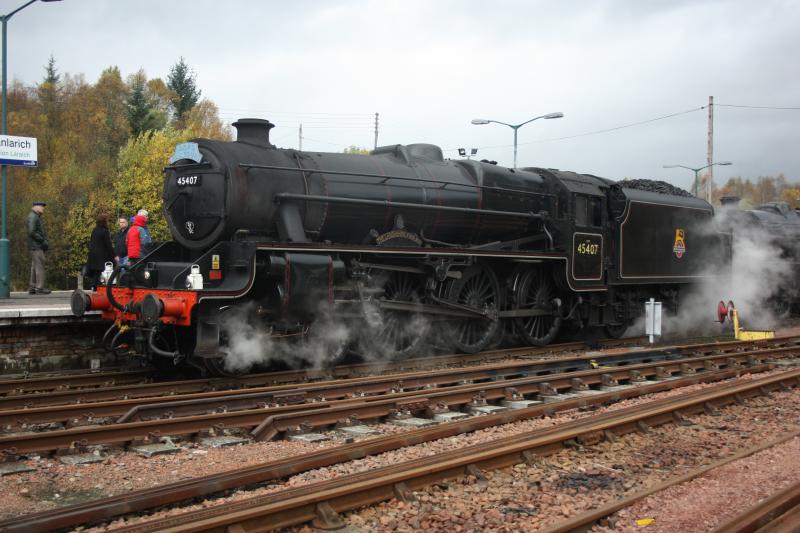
373 112 379 150
706 95 714 203
299 123 303 151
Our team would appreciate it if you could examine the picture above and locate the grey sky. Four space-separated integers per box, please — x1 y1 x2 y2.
6 0 800 191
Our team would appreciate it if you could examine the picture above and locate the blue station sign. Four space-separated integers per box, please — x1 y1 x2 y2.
0 135 37 167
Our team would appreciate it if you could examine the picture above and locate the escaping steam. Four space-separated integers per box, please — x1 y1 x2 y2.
219 300 433 373
635 205 794 339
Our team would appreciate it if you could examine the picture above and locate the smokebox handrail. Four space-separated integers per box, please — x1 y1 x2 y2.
239 163 557 200
274 193 544 220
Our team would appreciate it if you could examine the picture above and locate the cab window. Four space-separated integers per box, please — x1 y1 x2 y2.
574 194 602 228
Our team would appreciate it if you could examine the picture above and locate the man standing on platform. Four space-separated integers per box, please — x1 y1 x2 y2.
27 201 51 295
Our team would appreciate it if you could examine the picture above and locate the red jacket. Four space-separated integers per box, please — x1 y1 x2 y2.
126 215 148 260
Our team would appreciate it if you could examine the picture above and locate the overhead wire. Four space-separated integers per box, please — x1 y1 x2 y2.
444 106 706 153
716 103 800 110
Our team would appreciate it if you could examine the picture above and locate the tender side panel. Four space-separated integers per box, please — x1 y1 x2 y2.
619 201 713 279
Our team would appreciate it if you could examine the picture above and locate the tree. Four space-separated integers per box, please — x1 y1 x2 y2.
781 188 800 208
183 99 231 140
38 55 62 165
167 57 201 123
126 70 167 136
343 146 369 155
146 78 175 118
111 128 195 241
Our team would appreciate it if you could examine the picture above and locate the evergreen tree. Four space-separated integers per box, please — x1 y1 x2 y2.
44 54 60 84
126 71 167 136
38 54 62 166
167 57 201 122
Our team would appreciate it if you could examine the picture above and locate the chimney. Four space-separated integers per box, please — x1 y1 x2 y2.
233 118 275 147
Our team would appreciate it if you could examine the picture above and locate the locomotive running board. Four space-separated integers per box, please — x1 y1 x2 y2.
254 243 607 293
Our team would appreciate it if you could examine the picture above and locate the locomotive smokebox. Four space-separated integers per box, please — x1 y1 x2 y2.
233 118 275 147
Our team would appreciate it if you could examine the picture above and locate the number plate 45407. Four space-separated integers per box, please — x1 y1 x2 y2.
176 175 201 186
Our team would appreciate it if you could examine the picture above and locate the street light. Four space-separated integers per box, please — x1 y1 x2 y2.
457 148 478 160
662 162 733 200
0 0 62 298
471 112 563 169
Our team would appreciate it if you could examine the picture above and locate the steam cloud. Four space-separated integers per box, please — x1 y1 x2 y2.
633 205 795 339
219 301 431 373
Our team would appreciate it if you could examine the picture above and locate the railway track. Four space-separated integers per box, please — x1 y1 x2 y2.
4 336 797 429
0 340 794 456
0 335 792 413
0 337 639 407
538 431 800 532
0 368 153 396
0 364 772 533
712 481 800 533
73 368 800 532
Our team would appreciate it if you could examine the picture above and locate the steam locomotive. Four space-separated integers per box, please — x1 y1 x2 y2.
71 118 732 375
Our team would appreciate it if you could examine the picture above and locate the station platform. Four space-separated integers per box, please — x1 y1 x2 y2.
0 291 108 373
0 290 99 326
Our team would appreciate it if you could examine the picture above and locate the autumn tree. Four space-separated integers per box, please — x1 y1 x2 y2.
183 99 231 140
4 59 228 289
715 175 800 208
343 146 369 155
167 57 201 124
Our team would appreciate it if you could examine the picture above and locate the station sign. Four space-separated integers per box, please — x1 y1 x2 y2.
0 135 37 167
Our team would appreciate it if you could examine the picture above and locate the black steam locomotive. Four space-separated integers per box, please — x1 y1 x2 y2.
72 119 731 374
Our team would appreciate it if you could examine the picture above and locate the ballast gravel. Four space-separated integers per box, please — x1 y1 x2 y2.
51 367 800 532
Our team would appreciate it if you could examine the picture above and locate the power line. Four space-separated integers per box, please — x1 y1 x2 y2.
446 106 706 152
717 103 800 110
521 106 705 144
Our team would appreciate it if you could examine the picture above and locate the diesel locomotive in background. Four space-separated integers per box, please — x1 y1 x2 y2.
73 118 737 375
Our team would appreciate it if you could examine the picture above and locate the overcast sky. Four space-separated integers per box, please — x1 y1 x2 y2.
7 0 800 190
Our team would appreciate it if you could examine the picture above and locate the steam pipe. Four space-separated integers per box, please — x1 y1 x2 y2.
106 266 126 312
148 327 180 359
241 163 556 200
275 193 543 220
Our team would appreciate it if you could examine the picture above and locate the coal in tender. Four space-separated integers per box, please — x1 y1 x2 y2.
617 179 693 197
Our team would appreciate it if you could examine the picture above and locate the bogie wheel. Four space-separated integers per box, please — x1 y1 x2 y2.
513 267 562 346
360 271 427 359
445 263 503 353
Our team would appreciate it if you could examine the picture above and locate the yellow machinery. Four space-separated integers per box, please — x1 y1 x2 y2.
717 300 775 341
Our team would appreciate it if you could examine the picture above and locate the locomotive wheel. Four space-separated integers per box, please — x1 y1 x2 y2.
445 263 502 353
360 271 426 359
604 322 628 339
513 267 562 346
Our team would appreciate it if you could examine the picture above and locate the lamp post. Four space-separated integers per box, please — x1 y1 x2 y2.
0 0 61 298
471 112 563 169
662 162 733 200
457 148 478 160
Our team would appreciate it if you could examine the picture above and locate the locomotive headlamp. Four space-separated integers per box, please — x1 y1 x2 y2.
185 264 204 290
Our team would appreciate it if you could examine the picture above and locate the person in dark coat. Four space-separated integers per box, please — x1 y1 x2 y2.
85 213 116 290
27 201 50 294
113 216 130 266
